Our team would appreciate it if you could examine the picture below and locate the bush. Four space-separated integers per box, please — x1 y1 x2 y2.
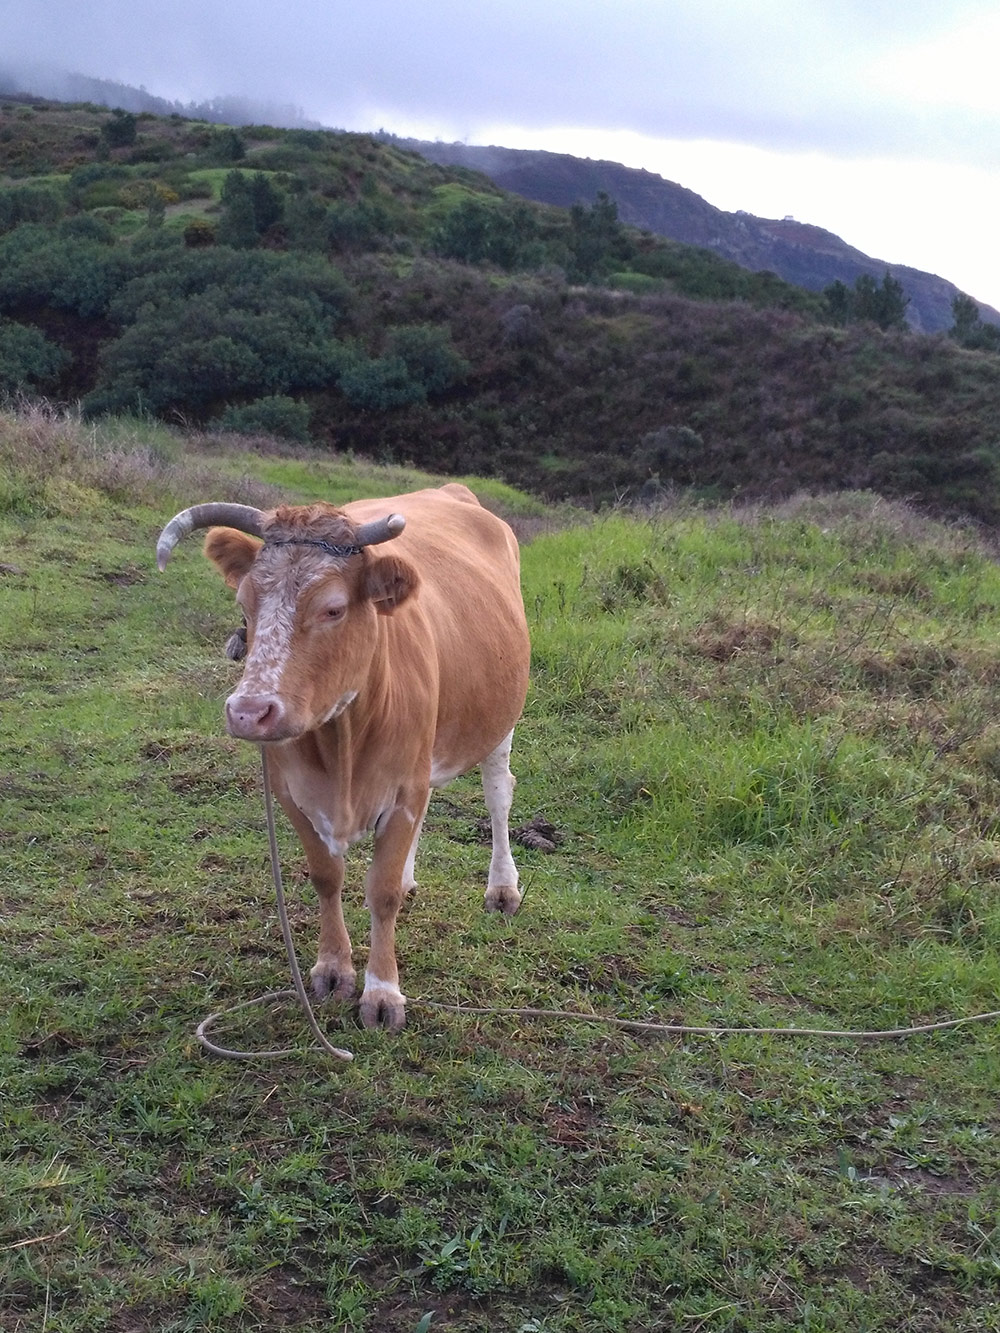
326 198 393 251
215 395 311 441
335 350 424 411
0 184 63 234
0 318 68 393
100 110 137 148
384 324 469 396
183 219 216 247
84 247 350 419
0 225 128 317
636 425 705 485
207 129 246 164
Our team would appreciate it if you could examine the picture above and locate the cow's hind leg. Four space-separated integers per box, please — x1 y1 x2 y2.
401 792 431 900
481 729 521 916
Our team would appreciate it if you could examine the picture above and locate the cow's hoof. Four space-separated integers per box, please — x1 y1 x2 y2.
484 884 522 916
358 993 407 1032
310 960 356 1002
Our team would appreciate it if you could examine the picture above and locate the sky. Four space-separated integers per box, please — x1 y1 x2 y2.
7 0 1000 310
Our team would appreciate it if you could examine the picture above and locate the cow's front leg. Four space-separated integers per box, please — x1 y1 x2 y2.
360 796 426 1030
280 802 356 1001
309 852 355 1001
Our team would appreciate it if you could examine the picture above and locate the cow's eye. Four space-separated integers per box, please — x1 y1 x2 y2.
323 603 347 622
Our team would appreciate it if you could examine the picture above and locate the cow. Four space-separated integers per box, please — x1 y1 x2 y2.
156 483 531 1031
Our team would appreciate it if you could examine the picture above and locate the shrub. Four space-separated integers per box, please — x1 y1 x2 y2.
0 184 63 234
0 317 68 393
636 426 705 485
183 219 216 247
384 324 469 396
608 271 664 295
335 350 424 411
85 249 349 419
326 198 393 251
0 225 128 317
207 128 246 164
215 395 311 441
100 110 137 148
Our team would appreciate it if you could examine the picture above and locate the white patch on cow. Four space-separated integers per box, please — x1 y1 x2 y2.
362 970 405 1003
308 809 348 859
320 689 358 724
430 759 462 788
241 563 330 696
402 794 431 892
242 587 298 695
283 767 358 859
481 729 518 890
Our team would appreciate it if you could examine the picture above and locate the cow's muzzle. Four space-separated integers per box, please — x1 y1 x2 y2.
225 692 289 742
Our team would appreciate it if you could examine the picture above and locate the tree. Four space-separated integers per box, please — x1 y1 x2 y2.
949 293 1000 352
568 192 632 282
209 128 246 163
100 109 137 148
217 172 284 247
248 172 284 234
431 197 537 269
823 271 909 331
855 273 909 330
285 190 329 251
823 280 853 326
83 244 350 420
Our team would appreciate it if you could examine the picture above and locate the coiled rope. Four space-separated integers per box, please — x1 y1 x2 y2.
195 751 1000 1061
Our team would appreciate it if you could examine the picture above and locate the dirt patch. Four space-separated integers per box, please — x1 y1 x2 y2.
94 565 146 587
691 618 782 661
248 1267 328 1326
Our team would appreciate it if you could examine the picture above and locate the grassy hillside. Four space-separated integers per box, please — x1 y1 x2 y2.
2 99 1000 524
3 406 1000 1331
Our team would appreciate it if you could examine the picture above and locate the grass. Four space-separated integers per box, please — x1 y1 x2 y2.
3 406 1000 1330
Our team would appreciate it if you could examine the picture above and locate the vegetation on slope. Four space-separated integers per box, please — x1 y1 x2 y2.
3 405 1000 1330
1 99 1000 525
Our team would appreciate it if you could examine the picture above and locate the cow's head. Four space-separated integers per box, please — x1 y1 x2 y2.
157 501 417 743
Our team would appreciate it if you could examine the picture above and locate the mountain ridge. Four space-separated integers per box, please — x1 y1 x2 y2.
394 139 997 335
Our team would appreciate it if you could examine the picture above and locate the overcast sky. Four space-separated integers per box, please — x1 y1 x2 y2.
8 0 1000 309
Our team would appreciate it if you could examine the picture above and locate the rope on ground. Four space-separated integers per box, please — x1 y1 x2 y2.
194 750 354 1063
194 750 1000 1061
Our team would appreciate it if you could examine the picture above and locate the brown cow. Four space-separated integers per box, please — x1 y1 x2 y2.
156 483 530 1030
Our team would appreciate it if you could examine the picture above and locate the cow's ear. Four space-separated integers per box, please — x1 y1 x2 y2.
363 552 419 615
203 528 263 590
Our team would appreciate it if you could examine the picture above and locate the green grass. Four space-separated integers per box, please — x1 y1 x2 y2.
3 410 1000 1330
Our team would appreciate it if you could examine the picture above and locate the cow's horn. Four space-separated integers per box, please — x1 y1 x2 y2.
354 513 405 547
156 502 266 571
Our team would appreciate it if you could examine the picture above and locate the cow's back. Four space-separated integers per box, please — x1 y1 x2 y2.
343 484 530 777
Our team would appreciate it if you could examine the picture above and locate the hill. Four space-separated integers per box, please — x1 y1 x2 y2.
2 98 1000 523
397 139 998 335
0 59 321 130
4 404 1000 1330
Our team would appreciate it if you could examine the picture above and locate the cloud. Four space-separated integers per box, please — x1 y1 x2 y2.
5 0 1000 167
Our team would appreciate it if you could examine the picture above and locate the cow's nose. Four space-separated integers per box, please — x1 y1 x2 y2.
225 692 286 740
